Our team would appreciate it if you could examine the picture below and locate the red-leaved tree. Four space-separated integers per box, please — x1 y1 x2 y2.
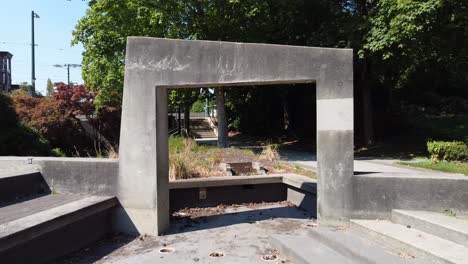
11 90 89 154
52 82 97 119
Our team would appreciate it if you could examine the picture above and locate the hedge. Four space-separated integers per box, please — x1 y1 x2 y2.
427 141 468 162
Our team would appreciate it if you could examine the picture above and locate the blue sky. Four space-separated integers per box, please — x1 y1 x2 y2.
0 0 89 95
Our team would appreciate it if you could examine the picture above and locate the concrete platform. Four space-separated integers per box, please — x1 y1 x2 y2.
351 219 468 264
56 203 316 263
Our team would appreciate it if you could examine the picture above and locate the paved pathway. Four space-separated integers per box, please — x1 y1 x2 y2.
280 149 463 177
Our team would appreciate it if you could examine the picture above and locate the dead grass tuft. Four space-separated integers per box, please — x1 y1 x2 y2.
260 143 280 161
169 155 192 180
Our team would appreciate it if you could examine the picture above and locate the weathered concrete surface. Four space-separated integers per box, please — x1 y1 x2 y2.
55 203 316 264
119 37 353 234
352 173 468 219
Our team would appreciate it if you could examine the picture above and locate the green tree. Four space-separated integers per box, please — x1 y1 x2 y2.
362 0 468 100
169 88 200 135
46 78 54 97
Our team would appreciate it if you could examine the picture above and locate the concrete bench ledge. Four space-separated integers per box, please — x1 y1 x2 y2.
356 172 468 180
353 173 468 219
0 170 40 180
0 171 50 204
282 174 317 193
169 173 317 193
0 195 117 252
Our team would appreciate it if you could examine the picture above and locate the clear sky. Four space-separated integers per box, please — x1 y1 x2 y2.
0 0 89 95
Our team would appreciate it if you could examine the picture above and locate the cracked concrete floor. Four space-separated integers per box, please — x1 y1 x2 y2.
56 203 315 264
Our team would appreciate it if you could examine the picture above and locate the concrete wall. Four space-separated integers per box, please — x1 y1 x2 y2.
0 157 118 196
36 158 118 196
119 37 353 235
170 183 286 212
169 174 317 215
352 173 468 219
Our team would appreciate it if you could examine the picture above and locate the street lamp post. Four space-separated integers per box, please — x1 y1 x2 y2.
31 11 39 96
53 64 81 86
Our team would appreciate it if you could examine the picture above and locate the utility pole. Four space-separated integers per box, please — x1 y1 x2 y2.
53 64 81 86
31 11 39 96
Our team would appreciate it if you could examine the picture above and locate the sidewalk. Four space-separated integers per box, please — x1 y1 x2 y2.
280 149 463 177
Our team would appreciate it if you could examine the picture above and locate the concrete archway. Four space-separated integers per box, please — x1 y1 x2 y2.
117 37 353 235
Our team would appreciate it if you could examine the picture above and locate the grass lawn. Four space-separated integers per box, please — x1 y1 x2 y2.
396 161 468 175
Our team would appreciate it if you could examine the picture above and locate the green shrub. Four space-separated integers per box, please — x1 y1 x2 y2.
0 93 53 156
427 141 468 162
190 100 206 113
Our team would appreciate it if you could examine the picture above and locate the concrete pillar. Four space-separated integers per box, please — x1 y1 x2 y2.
316 81 354 225
117 67 169 235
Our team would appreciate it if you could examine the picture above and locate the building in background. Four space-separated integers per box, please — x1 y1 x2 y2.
0 51 13 93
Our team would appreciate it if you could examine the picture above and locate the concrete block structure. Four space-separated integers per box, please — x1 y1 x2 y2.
118 37 353 235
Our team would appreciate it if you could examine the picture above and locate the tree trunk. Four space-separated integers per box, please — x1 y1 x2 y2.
362 82 374 145
216 88 228 148
184 106 190 137
280 90 290 131
177 107 181 135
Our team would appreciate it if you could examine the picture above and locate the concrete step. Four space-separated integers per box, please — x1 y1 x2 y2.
270 231 414 264
351 219 468 264
192 131 217 139
392 210 468 248
306 228 414 264
270 230 414 264
0 194 85 224
0 171 50 204
0 195 118 264
270 234 355 264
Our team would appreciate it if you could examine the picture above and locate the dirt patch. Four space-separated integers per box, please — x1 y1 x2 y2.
172 201 295 219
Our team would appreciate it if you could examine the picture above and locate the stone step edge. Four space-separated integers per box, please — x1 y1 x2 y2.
392 209 468 248
268 234 311 264
0 196 118 252
351 219 468 264
306 228 406 264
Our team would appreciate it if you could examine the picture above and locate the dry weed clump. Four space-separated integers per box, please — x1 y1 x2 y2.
169 136 223 179
169 155 191 180
260 143 280 161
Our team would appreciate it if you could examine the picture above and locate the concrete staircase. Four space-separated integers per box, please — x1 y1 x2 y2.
351 209 468 264
0 170 118 264
270 227 419 264
189 118 217 141
271 209 468 263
